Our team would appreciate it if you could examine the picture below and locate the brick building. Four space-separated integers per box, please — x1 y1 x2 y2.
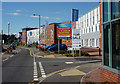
61 21 76 47
45 23 59 46
44 21 76 47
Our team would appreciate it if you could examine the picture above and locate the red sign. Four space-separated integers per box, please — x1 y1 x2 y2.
57 27 71 38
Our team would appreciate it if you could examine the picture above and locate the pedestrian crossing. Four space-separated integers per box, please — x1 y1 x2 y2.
33 58 46 81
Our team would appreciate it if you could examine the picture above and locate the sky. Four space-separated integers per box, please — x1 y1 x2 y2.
2 2 99 34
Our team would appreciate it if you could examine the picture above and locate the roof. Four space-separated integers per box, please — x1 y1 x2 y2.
22 28 38 31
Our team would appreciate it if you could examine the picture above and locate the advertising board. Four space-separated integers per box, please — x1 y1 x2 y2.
57 24 71 39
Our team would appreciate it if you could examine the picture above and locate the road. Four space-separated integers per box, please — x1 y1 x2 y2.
2 48 33 83
2 47 101 84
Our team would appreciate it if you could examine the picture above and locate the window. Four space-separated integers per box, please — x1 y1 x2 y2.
86 28 87 33
30 32 32 36
111 1 120 19
51 29 53 39
96 25 97 31
112 20 120 70
103 23 111 67
93 16 94 25
89 28 91 32
103 1 111 22
92 27 93 32
92 38 94 47
46 30 47 39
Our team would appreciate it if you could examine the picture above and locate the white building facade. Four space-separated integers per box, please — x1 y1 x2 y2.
76 6 100 47
27 29 39 44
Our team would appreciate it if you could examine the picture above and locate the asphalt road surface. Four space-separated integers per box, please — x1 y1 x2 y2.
2 48 33 84
2 47 101 84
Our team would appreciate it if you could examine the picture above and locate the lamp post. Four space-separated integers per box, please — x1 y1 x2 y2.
8 22 10 45
33 14 41 51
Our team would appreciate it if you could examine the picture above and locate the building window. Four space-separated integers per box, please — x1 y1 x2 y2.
92 38 94 47
86 28 87 33
96 25 97 31
111 1 120 19
103 1 111 22
112 19 120 70
46 30 47 39
30 32 32 36
89 28 90 32
51 29 53 39
103 23 111 67
92 27 93 32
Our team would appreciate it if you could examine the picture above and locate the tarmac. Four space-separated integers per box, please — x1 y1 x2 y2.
29 47 102 83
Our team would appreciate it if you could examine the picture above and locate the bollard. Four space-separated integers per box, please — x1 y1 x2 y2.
10 47 13 52
99 48 101 56
7 49 9 53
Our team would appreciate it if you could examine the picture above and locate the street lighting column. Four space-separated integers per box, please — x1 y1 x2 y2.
33 14 41 51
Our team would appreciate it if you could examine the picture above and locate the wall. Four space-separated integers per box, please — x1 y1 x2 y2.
45 23 58 46
22 31 27 45
100 68 120 83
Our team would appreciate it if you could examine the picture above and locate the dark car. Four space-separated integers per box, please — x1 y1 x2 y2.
48 44 67 51
46 43 56 50
10 43 16 50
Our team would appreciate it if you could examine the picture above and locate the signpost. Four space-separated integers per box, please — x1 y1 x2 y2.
57 24 72 53
72 29 81 57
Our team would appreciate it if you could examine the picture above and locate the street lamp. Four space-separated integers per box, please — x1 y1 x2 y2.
8 22 10 44
33 14 41 51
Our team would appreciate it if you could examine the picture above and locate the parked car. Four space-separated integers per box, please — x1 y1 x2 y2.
46 43 56 50
36 44 41 48
41 45 46 50
10 43 16 50
48 44 67 51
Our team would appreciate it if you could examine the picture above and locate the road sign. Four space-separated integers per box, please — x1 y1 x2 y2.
72 29 81 48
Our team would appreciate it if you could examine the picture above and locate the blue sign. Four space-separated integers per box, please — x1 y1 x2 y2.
57 24 71 28
72 9 79 21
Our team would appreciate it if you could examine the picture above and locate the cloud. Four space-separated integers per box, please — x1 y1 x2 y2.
16 10 21 12
52 17 60 20
7 13 20 15
56 11 60 14
31 15 60 20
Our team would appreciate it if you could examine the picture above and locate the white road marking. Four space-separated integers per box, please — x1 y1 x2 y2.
33 57 39 81
3 58 9 62
10 55 14 57
39 62 46 78
65 62 74 64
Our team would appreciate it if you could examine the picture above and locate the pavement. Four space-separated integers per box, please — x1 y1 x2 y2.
29 47 102 60
38 62 101 84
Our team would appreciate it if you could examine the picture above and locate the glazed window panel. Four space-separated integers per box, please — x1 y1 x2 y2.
111 1 120 20
112 20 120 70
103 0 110 22
103 23 111 67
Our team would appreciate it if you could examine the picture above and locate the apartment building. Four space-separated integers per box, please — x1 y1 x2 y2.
22 28 38 45
76 6 100 48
